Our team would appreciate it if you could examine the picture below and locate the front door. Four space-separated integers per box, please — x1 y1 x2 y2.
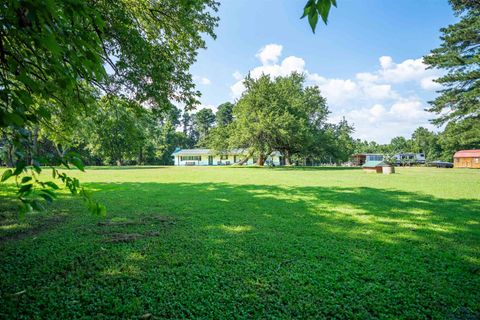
208 156 213 165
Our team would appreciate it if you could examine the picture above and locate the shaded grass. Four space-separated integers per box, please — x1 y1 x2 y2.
0 167 479 319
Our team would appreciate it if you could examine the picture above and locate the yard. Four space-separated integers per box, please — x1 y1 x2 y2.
0 166 479 319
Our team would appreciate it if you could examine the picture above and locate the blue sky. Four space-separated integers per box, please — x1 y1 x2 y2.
190 0 457 143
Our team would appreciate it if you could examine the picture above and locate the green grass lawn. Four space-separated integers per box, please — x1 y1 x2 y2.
0 166 479 319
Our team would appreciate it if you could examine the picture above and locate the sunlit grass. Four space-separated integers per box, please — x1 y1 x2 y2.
0 166 479 319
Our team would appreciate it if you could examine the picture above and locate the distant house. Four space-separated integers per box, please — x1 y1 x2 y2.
351 154 383 166
453 150 480 168
171 148 283 166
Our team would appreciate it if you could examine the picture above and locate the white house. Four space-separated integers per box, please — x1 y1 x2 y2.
171 148 283 166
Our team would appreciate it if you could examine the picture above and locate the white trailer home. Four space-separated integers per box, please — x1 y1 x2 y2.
394 153 426 165
171 148 283 166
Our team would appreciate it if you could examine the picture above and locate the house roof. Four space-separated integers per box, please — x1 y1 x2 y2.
171 149 212 155
453 149 480 158
352 153 383 157
171 148 282 156
362 161 387 168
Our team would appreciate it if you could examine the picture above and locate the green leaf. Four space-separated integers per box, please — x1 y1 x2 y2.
301 0 315 18
317 0 331 24
40 189 57 198
21 176 32 184
331 0 337 7
308 7 319 33
45 181 60 190
4 113 25 126
19 203 33 217
13 161 27 175
18 184 33 194
31 200 46 211
39 192 54 203
1 169 13 182
33 163 42 174
70 157 85 171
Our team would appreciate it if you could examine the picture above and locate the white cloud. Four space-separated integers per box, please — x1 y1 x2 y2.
232 71 243 80
229 44 441 142
230 81 246 98
194 104 217 113
314 78 359 105
362 83 396 100
356 72 379 82
230 49 306 98
379 56 394 69
200 77 211 85
336 98 432 142
256 44 283 65
380 57 430 83
420 76 442 91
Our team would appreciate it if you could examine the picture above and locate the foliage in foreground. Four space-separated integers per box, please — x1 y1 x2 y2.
0 0 218 211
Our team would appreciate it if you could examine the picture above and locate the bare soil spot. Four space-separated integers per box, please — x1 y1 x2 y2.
98 215 176 243
0 214 67 244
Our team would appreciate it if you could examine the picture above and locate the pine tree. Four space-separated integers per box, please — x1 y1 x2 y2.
423 0 479 135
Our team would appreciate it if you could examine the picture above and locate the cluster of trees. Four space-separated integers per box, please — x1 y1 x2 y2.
0 98 237 167
206 73 355 165
353 125 474 162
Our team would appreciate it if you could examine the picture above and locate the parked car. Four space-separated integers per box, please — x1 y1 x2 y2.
428 161 454 168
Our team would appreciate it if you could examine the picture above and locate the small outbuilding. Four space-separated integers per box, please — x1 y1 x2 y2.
453 150 480 168
352 154 384 166
362 161 387 173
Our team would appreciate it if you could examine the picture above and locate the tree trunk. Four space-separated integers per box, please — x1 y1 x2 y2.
55 144 67 158
30 125 39 165
284 150 291 166
116 159 122 166
257 154 265 166
6 143 15 168
238 151 253 165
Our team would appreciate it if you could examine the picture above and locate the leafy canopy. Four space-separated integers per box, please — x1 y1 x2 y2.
0 0 218 213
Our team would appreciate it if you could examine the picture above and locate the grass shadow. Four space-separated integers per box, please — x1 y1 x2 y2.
0 181 479 319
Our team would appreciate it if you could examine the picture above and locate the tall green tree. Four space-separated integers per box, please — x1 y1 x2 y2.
389 136 411 153
411 127 441 160
424 1 480 142
193 108 216 146
215 102 234 127
223 73 330 165
87 97 149 166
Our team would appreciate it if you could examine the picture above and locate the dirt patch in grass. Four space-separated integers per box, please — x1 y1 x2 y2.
0 214 67 244
97 215 175 243
97 215 176 227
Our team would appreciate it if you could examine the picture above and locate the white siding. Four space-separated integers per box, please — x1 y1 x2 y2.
173 154 281 166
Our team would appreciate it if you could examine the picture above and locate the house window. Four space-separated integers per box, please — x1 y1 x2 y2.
180 156 201 161
220 155 228 160
475 158 479 164
367 155 383 162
